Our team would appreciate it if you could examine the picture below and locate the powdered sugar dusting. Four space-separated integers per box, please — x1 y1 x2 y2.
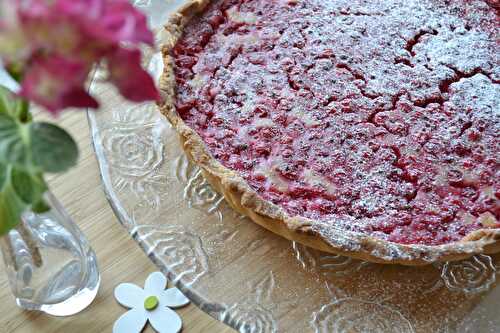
172 0 499 247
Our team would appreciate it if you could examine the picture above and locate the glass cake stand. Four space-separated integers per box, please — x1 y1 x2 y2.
87 1 500 332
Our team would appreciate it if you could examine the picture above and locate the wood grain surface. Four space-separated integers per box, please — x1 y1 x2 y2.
0 109 234 333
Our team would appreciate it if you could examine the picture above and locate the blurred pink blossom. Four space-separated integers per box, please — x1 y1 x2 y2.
108 48 159 102
0 0 158 114
20 56 99 112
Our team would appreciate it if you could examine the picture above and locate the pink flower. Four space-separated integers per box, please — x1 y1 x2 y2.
0 0 158 114
51 0 154 46
20 56 98 113
82 0 154 45
108 48 159 102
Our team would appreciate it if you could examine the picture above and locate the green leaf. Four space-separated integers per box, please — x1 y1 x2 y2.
0 113 26 166
0 166 48 235
10 167 32 203
0 163 6 189
0 192 23 235
0 89 32 168
30 122 79 173
0 86 14 115
31 198 50 214
0 167 26 235
11 168 47 204
0 87 32 122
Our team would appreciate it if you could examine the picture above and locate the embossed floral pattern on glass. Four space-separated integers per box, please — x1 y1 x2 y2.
88 1 500 332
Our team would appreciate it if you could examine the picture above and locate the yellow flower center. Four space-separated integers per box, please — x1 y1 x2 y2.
144 295 159 311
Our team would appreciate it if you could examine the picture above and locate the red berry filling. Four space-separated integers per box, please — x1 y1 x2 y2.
172 0 500 245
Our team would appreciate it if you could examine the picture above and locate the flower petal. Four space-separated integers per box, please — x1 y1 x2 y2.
60 88 99 109
144 271 167 295
159 288 189 309
108 48 159 103
114 283 146 309
148 307 182 333
99 1 154 45
19 55 97 114
113 308 148 333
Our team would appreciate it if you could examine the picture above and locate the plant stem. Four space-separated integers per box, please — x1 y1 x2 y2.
17 219 43 268
1 234 18 271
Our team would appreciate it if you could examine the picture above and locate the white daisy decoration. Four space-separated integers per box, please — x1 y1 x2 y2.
113 272 190 333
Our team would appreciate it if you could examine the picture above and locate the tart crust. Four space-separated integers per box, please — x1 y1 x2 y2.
158 0 500 265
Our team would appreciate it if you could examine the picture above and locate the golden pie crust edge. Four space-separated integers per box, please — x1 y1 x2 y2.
157 0 500 265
